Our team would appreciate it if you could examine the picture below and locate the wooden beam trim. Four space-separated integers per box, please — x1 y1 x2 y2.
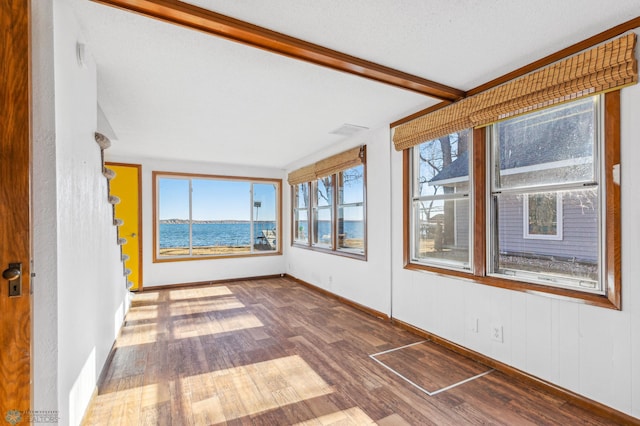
91 0 465 101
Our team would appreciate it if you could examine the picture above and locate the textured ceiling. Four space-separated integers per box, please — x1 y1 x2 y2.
67 0 640 168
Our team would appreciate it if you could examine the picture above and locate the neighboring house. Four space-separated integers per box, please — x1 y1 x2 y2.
429 99 598 264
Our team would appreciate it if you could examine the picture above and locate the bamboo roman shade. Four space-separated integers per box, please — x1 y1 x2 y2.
393 33 638 151
287 146 366 185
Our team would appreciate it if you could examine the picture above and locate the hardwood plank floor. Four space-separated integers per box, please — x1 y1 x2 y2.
82 277 620 425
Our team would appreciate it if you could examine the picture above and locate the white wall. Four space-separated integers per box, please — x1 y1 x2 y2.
284 127 393 315
32 0 59 413
106 155 287 287
389 41 640 418
31 1 132 424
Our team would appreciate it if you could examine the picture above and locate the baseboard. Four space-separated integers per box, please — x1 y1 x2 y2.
392 318 640 425
284 274 389 321
140 274 285 291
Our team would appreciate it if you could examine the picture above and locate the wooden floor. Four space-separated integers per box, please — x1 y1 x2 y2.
83 277 619 425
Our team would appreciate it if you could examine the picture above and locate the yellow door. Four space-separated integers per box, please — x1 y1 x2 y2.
107 163 143 291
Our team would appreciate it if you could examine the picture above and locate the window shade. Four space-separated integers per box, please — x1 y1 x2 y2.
393 33 637 151
287 145 366 185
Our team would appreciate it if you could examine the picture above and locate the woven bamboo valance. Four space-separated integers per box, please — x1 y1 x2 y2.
287 145 366 185
392 32 638 151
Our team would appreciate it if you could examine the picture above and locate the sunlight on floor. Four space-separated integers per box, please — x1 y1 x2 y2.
188 355 334 424
169 296 245 316
172 312 264 339
294 407 375 425
169 285 233 300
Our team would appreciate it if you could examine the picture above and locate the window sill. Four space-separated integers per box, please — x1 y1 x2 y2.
153 250 282 263
291 242 367 261
404 262 620 310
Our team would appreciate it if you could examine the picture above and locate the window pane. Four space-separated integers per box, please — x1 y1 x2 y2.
313 207 332 246
494 188 599 287
494 97 596 190
296 183 309 208
158 178 190 256
294 208 309 243
338 206 364 252
316 176 333 207
413 198 470 266
339 165 364 204
192 179 251 255
416 129 471 197
253 183 278 251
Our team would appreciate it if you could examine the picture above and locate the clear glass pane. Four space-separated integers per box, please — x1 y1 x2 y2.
192 179 250 255
415 129 471 197
296 183 309 209
313 207 332 246
294 209 309 243
338 205 364 252
339 165 364 204
494 188 599 285
413 198 470 266
494 97 596 190
158 178 190 256
316 176 333 207
253 183 278 251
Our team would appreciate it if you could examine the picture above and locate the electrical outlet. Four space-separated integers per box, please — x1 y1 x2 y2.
491 324 503 342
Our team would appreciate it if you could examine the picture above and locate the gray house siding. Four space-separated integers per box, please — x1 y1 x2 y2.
497 193 598 263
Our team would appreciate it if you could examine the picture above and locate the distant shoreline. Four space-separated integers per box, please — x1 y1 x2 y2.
159 219 273 224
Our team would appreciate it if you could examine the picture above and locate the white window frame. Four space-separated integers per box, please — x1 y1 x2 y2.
523 193 563 240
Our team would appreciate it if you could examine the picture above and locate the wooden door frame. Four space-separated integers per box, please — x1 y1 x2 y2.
1 0 32 414
106 162 143 291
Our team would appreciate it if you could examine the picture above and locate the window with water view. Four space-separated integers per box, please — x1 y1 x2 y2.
154 173 281 260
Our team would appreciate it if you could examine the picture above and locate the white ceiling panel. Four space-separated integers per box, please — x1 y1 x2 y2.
66 0 639 168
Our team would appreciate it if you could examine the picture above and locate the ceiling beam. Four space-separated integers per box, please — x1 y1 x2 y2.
91 0 465 102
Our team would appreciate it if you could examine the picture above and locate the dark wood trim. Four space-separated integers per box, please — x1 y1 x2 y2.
402 149 411 266
140 274 284 291
472 128 486 276
152 171 283 262
604 91 622 309
107 162 144 291
392 318 640 426
403 263 620 309
467 16 640 96
1 0 32 413
91 0 465 101
285 274 389 321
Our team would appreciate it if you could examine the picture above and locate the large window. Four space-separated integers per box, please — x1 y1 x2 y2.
403 93 621 308
153 172 281 261
290 147 366 259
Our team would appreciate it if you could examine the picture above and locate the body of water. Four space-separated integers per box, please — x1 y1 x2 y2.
159 221 363 248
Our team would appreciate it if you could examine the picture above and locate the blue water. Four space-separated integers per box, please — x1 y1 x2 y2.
160 221 363 248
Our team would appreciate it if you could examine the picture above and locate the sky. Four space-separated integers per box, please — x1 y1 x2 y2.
159 177 278 221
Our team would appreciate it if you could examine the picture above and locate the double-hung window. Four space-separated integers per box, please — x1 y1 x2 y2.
289 147 366 259
488 96 602 292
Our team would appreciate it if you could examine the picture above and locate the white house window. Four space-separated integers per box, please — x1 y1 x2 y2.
523 193 563 240
410 129 472 270
489 96 601 292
